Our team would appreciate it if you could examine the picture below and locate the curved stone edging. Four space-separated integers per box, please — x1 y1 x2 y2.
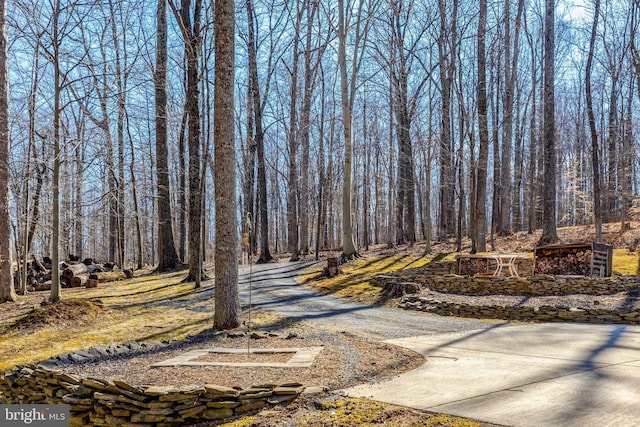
399 295 640 324
36 340 176 370
0 331 324 426
0 364 317 426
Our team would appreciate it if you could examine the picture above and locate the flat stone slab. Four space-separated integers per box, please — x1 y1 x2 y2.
151 347 323 368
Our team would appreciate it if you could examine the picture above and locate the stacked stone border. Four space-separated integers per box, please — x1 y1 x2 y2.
0 334 323 426
398 295 640 324
0 364 315 426
372 260 640 324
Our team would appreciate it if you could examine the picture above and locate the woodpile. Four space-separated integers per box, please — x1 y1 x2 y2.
458 258 490 276
534 243 612 277
18 255 129 292
534 249 593 276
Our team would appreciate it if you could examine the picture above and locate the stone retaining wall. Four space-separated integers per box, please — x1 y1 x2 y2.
399 295 640 324
0 364 312 426
372 270 640 296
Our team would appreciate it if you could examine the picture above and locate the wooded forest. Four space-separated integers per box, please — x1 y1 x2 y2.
2 0 640 301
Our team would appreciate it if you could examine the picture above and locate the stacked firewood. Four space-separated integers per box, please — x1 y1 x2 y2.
534 249 593 275
458 259 490 276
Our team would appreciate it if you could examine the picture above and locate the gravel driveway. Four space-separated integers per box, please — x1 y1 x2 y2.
239 261 493 340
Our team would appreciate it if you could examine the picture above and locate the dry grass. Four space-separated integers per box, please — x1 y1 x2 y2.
219 396 499 427
0 268 278 371
301 245 639 307
300 254 438 305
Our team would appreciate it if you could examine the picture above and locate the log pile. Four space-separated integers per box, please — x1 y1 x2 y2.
534 248 593 275
458 258 490 276
18 255 127 292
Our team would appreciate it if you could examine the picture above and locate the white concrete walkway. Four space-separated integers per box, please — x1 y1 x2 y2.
344 323 640 427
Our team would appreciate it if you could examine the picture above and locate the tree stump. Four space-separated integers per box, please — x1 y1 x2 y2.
323 257 340 278
379 282 422 302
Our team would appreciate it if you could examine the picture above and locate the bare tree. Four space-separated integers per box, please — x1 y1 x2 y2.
474 0 489 253
0 0 15 303
286 2 302 262
298 0 325 256
538 0 558 245
214 0 240 330
498 0 524 235
586 0 602 242
169 0 205 285
244 0 274 264
155 0 182 272
337 0 377 260
436 0 457 239
45 0 84 302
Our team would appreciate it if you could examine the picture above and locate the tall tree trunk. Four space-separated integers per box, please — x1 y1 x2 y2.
474 0 489 253
50 0 62 302
178 108 188 261
490 62 501 249
287 4 301 262
109 0 126 268
620 85 634 232
299 1 321 256
242 60 256 255
363 109 370 251
387 70 395 247
586 0 602 242
176 0 204 286
605 75 619 223
524 9 539 234
22 40 43 293
498 0 524 235
315 75 327 260
245 0 272 263
155 0 182 272
214 0 239 330
337 0 359 260
437 0 458 239
0 0 15 303
538 0 558 246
